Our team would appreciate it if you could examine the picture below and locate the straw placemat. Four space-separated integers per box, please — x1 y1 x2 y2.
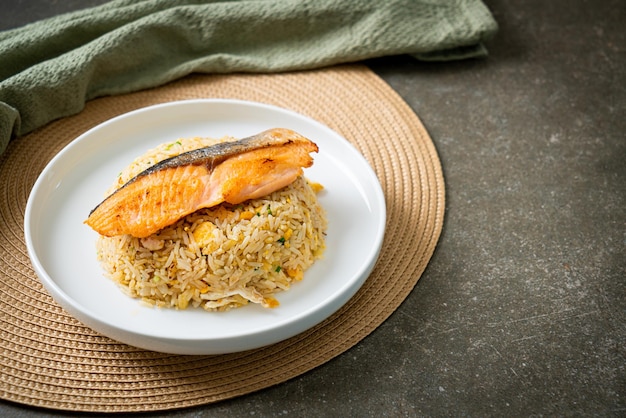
0 64 444 412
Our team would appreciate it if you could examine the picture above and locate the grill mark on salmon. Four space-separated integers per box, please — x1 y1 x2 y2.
84 128 318 238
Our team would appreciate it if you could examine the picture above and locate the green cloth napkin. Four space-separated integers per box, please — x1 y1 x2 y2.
0 0 497 156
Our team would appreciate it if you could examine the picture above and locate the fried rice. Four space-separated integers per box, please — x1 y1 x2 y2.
95 136 327 311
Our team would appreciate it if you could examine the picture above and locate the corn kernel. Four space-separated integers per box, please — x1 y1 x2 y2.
286 267 304 281
263 297 280 308
239 211 254 220
309 181 324 193
177 294 190 310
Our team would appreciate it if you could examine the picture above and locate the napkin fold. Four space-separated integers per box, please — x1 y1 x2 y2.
0 0 497 155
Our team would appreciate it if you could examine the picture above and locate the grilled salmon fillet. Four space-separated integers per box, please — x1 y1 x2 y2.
85 128 318 238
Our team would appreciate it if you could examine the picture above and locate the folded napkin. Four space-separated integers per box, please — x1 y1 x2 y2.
0 0 497 155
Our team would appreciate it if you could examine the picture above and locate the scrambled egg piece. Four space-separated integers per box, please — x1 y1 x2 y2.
193 221 220 253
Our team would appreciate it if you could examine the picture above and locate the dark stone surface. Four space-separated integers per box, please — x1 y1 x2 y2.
1 0 624 416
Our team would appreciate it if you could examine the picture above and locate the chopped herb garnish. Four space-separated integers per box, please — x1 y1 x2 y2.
277 237 286 245
165 140 182 150
267 206 273 215
275 266 282 273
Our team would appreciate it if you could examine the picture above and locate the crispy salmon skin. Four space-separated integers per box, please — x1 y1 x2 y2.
85 128 318 238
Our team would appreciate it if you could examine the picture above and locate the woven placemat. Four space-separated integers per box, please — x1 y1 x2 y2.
0 64 444 412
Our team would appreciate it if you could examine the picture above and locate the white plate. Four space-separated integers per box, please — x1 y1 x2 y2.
24 99 386 355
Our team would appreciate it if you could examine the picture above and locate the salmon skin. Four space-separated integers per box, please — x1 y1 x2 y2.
85 128 318 238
